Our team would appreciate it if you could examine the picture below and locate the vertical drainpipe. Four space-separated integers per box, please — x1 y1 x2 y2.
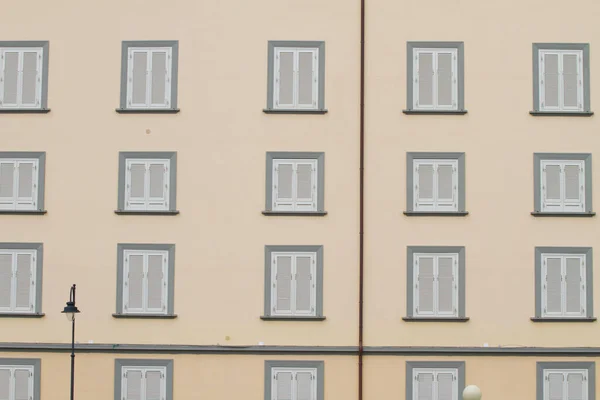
359 0 365 397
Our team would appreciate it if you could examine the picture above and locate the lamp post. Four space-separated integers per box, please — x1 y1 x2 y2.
463 385 482 400
62 284 80 400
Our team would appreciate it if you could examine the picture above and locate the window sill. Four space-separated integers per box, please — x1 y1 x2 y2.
0 109 51 114
115 108 180 114
531 212 595 217
112 314 178 319
402 109 468 115
530 317 596 322
529 111 594 117
263 109 328 114
0 210 47 215
260 316 326 321
402 317 470 322
0 313 45 318
262 211 328 216
114 210 180 215
403 211 469 217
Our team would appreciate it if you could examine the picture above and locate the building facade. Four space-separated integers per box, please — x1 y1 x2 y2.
0 0 599 399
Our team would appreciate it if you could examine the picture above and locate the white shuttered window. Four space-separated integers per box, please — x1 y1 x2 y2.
413 369 458 400
123 250 168 315
544 370 588 400
0 250 36 313
272 159 318 212
542 254 586 318
413 253 458 317
271 252 317 316
272 368 317 400
0 159 39 211
539 50 584 112
125 159 170 211
0 48 43 109
0 366 34 400
122 367 166 400
413 159 458 212
274 47 319 110
413 48 458 110
541 160 585 212
127 47 172 109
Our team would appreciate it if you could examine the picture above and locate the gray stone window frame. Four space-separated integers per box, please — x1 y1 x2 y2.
114 243 176 318
114 359 174 400
0 152 46 215
404 41 466 115
262 245 324 321
406 361 465 400
404 246 467 321
536 362 595 400
0 358 41 400
265 360 324 400
531 43 592 116
116 152 178 215
263 152 326 216
404 152 467 216
533 247 594 322
532 153 594 217
117 41 180 114
0 243 43 317
264 41 327 114
0 41 50 113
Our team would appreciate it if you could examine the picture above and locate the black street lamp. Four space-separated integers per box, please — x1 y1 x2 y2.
62 284 80 400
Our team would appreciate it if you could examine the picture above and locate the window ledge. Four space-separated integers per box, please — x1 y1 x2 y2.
262 211 328 216
531 212 595 217
115 108 180 114
263 109 328 114
114 210 180 215
529 111 594 117
0 109 51 114
260 316 326 321
0 210 47 215
402 109 468 115
530 317 596 322
403 317 470 322
0 313 45 318
403 211 469 217
112 313 178 319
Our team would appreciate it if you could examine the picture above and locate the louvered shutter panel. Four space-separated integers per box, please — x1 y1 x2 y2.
126 254 144 311
563 163 584 212
416 52 434 108
416 372 434 400
14 369 30 400
127 162 147 210
0 161 15 209
145 370 162 400
274 255 292 314
562 53 580 110
567 372 585 400
542 162 562 212
545 257 562 315
416 256 434 315
275 372 292 400
130 51 148 107
2 51 19 106
437 52 453 107
298 50 316 108
565 257 583 315
295 162 316 211
547 373 564 400
147 162 168 210
0 369 9 400
437 372 455 400
296 371 314 400
543 53 560 109
125 370 142 400
16 161 36 210
437 257 455 315
0 254 11 309
146 254 164 312
277 51 294 108
415 162 435 211
15 253 32 310
295 256 312 314
273 161 294 211
21 51 39 106
436 162 457 211
150 51 168 107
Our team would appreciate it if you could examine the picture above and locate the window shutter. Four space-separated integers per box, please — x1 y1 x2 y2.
15 253 32 310
0 162 15 204
147 162 168 210
296 371 314 400
542 53 560 109
146 254 164 311
127 162 147 210
130 51 148 106
415 372 434 400
436 52 453 107
0 254 12 309
2 51 19 106
274 255 292 313
565 257 583 314
567 372 585 400
150 51 168 106
125 370 142 400
295 256 312 314
274 162 294 211
14 369 31 400
16 161 36 209
563 163 584 212
277 51 294 107
0 369 9 400
547 373 564 400
21 51 39 106
295 162 316 211
436 163 457 211
437 372 455 400
416 256 434 314
542 163 562 212
297 51 315 107
437 257 455 315
275 371 292 400
545 257 562 314
562 54 580 109
126 254 144 311
415 162 435 211
145 370 162 400
416 52 434 108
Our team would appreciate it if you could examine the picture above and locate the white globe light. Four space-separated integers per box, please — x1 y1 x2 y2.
463 385 482 400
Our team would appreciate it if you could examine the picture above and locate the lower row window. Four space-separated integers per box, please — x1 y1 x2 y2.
0 359 40 400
